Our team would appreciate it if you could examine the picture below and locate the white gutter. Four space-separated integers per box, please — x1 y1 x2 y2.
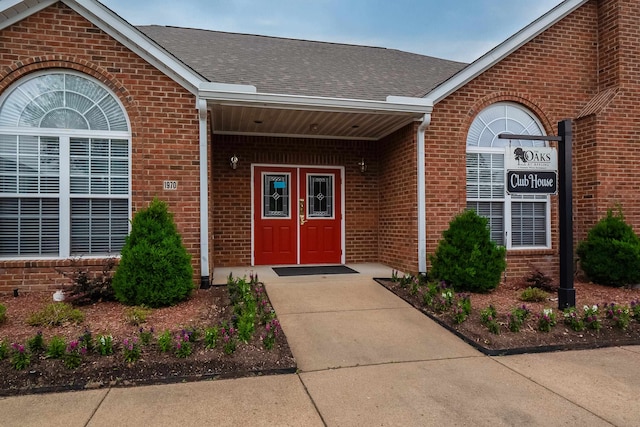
417 113 431 274
197 98 210 287
199 83 433 115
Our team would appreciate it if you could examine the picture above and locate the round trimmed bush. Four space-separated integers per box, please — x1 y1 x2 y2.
577 210 640 287
429 209 506 293
112 198 193 307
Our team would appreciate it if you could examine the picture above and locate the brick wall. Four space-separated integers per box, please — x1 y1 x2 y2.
210 134 380 266
590 0 640 232
425 0 600 281
378 124 419 273
0 3 202 293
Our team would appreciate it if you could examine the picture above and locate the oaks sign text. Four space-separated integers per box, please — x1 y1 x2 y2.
506 146 558 195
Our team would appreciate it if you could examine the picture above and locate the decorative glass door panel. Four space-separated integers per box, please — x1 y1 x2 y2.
299 168 341 264
263 174 290 218
307 175 333 218
254 166 342 265
254 167 296 265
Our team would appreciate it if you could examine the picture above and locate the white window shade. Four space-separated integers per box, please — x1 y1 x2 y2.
0 71 131 259
466 103 550 249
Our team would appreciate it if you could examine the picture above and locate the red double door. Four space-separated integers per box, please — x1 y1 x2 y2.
253 166 342 265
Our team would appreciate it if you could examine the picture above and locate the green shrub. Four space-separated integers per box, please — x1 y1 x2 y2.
112 198 194 307
27 303 84 327
429 210 506 293
0 304 6 324
157 330 173 353
0 340 8 360
519 287 549 302
577 209 640 287
46 336 67 359
27 331 46 353
124 306 152 326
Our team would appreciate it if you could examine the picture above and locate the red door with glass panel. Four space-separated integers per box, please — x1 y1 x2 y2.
253 166 342 265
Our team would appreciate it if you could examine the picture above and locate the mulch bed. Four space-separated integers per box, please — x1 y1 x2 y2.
0 286 296 397
376 278 640 356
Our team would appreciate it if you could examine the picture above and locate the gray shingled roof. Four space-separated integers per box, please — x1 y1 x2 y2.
138 25 466 102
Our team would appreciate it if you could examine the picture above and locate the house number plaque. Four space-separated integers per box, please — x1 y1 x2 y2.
163 180 178 190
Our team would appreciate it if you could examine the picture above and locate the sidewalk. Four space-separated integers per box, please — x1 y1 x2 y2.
1 264 639 426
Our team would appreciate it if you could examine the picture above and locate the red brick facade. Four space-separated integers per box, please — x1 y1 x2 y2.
427 0 598 279
2 0 640 293
0 3 203 292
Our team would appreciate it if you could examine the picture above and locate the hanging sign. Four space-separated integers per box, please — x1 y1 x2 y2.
506 146 557 171
507 171 557 194
506 146 558 194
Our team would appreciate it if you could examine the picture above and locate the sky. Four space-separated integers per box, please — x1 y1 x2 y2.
100 0 565 63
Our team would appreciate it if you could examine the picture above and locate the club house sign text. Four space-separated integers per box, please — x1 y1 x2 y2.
506 146 558 195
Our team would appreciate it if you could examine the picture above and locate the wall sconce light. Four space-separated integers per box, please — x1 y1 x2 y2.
230 154 239 170
358 158 367 173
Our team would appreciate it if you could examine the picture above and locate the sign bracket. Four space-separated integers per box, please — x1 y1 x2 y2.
498 120 575 309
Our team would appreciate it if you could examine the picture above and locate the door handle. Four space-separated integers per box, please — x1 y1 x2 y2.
299 198 307 225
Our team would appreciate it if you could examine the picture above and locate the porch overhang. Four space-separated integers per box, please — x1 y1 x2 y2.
199 82 433 141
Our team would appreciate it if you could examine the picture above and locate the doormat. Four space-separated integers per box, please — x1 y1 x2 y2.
272 265 358 277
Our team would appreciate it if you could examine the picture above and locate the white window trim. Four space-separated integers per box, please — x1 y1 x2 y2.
0 71 132 260
466 103 551 250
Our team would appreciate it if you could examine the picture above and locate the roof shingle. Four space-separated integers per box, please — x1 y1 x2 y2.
138 25 466 101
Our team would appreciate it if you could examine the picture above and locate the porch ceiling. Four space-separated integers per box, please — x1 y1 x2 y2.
210 104 425 141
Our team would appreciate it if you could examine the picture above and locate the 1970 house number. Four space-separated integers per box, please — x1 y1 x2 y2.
163 180 178 191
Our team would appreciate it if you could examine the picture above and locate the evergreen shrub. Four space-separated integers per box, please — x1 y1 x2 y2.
577 209 640 287
112 198 193 307
429 210 506 293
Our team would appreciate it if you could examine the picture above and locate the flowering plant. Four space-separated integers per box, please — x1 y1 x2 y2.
10 343 31 370
537 308 556 332
122 337 141 363
221 324 237 355
480 305 500 334
583 305 601 331
508 305 530 332
451 294 471 324
63 340 85 369
261 318 281 350
603 303 630 330
174 331 193 358
563 307 585 332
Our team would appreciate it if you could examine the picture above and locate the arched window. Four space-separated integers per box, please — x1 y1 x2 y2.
0 71 130 258
466 102 550 249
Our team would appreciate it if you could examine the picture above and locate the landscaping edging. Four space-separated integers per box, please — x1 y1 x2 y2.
374 278 640 356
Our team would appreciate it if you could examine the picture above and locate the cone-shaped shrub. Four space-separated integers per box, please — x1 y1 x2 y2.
113 198 193 307
429 209 506 293
577 209 640 287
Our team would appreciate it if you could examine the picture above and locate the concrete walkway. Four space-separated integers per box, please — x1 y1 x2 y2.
2 264 640 426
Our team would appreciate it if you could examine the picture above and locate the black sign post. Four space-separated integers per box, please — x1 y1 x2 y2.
499 119 575 308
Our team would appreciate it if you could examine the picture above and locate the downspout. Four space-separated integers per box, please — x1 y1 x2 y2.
197 98 210 288
417 113 431 274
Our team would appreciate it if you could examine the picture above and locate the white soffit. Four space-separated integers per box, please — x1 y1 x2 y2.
427 0 590 104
